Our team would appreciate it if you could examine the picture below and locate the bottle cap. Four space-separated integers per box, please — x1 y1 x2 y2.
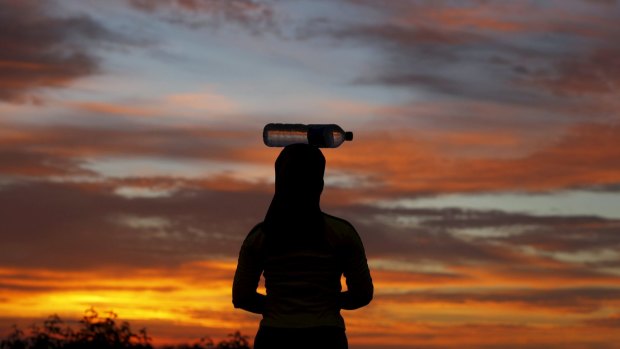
345 132 353 141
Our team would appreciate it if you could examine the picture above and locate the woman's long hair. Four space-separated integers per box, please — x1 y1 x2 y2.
263 144 327 253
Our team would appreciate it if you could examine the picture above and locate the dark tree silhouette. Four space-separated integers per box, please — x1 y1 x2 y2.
1 309 250 349
160 331 250 349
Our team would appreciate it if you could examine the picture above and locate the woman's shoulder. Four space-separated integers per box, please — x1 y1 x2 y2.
322 213 360 240
323 213 355 229
243 222 267 247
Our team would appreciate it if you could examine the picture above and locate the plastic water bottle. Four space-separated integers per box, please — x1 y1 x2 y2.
263 123 353 148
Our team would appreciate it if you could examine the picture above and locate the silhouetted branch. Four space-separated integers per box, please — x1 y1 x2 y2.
1 309 250 349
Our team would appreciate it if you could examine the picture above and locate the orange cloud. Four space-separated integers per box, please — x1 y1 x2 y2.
322 122 620 195
211 121 620 202
399 5 526 33
69 87 241 121
165 89 238 114
4 119 620 196
0 123 256 177
74 102 159 117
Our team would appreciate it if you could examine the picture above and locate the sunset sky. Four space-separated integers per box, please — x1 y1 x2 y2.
2 0 620 348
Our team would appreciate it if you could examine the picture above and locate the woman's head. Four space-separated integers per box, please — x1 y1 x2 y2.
273 143 325 204
264 144 326 241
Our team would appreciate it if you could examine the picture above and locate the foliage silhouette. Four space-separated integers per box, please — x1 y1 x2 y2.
1 308 250 349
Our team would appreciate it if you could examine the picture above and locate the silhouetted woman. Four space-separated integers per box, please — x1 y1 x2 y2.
233 143 373 349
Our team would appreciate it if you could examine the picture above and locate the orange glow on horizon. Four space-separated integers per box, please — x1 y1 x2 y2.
2 257 619 346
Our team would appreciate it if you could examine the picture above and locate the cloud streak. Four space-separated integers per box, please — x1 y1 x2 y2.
376 287 620 313
0 180 269 270
302 0 620 127
323 122 620 195
0 1 125 103
127 0 275 33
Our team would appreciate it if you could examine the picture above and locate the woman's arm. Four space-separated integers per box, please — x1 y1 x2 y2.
339 227 373 310
232 227 266 314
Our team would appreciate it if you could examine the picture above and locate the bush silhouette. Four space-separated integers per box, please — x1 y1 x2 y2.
1 308 250 349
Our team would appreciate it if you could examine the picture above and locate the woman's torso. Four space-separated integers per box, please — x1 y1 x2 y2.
254 214 347 328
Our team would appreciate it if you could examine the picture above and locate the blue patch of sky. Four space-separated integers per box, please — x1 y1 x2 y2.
57 0 408 127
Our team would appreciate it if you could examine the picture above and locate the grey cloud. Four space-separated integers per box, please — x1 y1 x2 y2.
1 176 618 285
0 178 502 271
327 205 530 265
299 0 620 117
411 208 620 254
295 4 535 101
586 183 620 192
127 0 276 34
529 47 620 96
0 180 270 270
325 203 620 282
0 1 125 103
503 223 620 255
